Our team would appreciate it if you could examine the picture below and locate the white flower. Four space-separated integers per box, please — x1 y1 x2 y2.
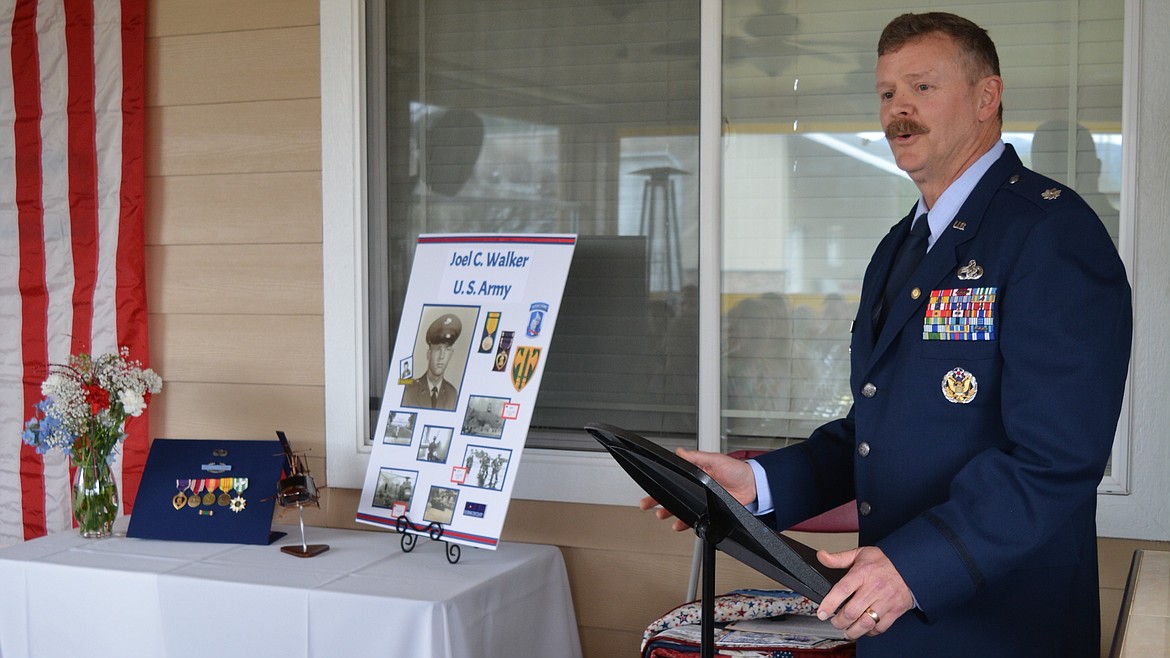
119 389 147 417
41 373 63 398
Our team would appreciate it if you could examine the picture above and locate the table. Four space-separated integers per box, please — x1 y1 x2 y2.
0 524 582 658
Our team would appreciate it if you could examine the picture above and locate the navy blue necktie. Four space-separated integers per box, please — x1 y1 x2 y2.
877 213 930 331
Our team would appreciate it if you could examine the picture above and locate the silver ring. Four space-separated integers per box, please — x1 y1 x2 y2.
865 608 880 624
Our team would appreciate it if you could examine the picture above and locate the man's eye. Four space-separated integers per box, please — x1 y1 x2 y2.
918 84 930 92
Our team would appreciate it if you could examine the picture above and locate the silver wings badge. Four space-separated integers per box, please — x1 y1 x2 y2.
957 259 984 281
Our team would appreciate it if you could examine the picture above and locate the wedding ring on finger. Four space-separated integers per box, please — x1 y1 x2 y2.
865 608 880 624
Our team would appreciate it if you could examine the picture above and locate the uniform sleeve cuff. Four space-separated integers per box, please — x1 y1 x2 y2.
746 459 773 515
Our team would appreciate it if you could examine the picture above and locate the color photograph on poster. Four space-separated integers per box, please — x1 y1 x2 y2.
356 234 576 549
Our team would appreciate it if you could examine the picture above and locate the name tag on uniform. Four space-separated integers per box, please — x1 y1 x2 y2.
923 287 997 340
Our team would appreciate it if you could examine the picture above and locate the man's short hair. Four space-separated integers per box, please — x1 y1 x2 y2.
878 12 1002 119
879 12 1000 81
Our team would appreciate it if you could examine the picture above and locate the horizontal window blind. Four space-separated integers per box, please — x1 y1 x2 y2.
365 0 1123 459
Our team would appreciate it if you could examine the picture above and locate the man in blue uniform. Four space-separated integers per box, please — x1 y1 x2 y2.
644 12 1132 656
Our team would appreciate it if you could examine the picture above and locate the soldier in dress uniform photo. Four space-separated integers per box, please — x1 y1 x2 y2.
401 311 465 410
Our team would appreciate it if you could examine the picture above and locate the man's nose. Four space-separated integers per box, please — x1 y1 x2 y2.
887 90 913 116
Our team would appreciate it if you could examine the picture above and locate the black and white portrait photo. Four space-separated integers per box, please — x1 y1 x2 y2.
400 305 479 411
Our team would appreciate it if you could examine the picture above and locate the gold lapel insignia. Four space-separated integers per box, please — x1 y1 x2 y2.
957 259 984 280
942 367 978 404
1041 188 1062 200
952 220 966 231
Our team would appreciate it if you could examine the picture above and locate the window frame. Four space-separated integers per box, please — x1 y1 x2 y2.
322 0 1158 536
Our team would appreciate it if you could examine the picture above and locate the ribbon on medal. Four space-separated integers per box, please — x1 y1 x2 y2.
173 478 190 510
230 478 249 513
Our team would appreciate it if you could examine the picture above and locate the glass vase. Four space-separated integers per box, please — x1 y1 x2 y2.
72 454 119 538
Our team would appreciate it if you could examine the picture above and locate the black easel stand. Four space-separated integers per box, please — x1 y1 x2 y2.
585 423 845 658
395 515 461 564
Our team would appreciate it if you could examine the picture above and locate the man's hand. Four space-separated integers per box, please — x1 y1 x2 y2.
638 448 758 531
815 546 914 640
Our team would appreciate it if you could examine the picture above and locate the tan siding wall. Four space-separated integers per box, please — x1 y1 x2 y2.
145 0 325 486
144 3 1166 657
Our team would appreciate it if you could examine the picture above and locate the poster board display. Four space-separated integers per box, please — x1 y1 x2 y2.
356 234 576 549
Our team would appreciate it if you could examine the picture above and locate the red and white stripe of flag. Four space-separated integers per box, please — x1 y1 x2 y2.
0 0 147 545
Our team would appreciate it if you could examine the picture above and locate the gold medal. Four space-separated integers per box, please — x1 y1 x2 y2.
189 479 205 507
217 477 231 506
201 478 220 506
173 479 190 510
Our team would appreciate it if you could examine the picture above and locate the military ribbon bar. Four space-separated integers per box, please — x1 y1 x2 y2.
924 287 998 340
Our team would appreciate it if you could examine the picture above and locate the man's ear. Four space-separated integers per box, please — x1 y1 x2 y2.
978 75 1004 122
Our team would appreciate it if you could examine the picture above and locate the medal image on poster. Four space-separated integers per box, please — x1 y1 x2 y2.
478 311 501 353
357 234 576 550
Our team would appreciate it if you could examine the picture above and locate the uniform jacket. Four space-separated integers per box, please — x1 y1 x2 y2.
754 145 1132 657
401 376 458 411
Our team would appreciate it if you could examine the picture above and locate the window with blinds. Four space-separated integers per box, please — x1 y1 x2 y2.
718 0 1123 457
365 0 702 449
365 0 1124 464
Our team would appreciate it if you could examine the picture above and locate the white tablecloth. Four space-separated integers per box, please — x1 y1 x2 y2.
0 524 582 658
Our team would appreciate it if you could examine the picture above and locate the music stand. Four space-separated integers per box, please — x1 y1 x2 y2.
585 423 844 658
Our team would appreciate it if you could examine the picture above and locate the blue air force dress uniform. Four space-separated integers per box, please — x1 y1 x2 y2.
401 314 461 411
753 144 1132 657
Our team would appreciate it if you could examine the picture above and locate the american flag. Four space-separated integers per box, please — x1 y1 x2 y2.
0 0 147 544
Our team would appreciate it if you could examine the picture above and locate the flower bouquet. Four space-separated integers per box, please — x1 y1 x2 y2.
22 348 162 538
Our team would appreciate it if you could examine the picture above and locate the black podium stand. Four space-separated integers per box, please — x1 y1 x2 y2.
585 423 844 658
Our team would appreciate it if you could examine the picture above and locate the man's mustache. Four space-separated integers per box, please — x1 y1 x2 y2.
885 119 929 139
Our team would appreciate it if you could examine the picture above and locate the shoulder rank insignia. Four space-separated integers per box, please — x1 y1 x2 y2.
1041 188 1062 200
957 259 983 280
942 367 978 404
